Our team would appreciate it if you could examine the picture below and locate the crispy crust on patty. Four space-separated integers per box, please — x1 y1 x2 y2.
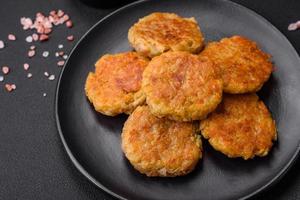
142 51 223 121
122 106 202 177
200 36 273 94
128 12 204 58
200 93 277 160
85 52 149 116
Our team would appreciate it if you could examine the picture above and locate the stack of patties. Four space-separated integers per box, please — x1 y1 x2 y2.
85 12 276 177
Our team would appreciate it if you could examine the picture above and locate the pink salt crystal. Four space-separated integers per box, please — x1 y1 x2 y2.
5 84 13 92
63 14 70 22
57 10 64 17
8 34 16 41
26 36 33 43
52 14 61 25
44 20 53 29
50 10 56 16
5 83 16 92
36 15 44 22
23 63 30 71
39 34 49 41
37 26 45 34
20 17 26 25
28 50 35 58
42 51 49 58
2 66 9 74
32 33 39 41
295 21 300 30
20 17 33 30
67 35 74 41
288 20 300 31
66 20 73 28
288 23 298 31
48 74 55 81
57 60 65 67
0 40 4 49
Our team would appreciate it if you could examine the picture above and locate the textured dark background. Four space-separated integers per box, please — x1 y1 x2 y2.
0 0 299 199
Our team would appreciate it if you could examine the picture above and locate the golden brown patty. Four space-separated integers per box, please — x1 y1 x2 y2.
128 12 204 58
122 106 202 177
85 52 149 116
142 51 223 121
200 36 273 94
200 94 277 160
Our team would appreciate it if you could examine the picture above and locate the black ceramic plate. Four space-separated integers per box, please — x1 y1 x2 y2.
55 0 300 199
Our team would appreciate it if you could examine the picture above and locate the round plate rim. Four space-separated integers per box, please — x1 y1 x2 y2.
55 0 300 199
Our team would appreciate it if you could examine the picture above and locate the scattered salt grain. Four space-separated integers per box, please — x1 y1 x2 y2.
36 27 43 34
67 35 74 41
5 83 16 92
44 72 49 77
23 63 30 71
57 60 65 67
44 21 53 29
44 28 52 34
5 84 13 92
28 50 35 58
8 34 16 41
63 55 68 60
288 20 300 31
42 51 49 58
63 15 70 22
66 20 73 28
30 45 36 50
48 74 55 80
26 36 33 43
55 52 59 57
288 23 298 31
58 44 63 49
32 33 39 41
20 17 33 30
43 93 47 97
0 76 4 82
2 66 10 74
27 73 32 78
57 10 64 17
0 40 5 49
39 34 49 41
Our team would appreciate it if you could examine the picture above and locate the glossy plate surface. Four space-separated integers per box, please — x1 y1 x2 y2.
56 0 300 199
